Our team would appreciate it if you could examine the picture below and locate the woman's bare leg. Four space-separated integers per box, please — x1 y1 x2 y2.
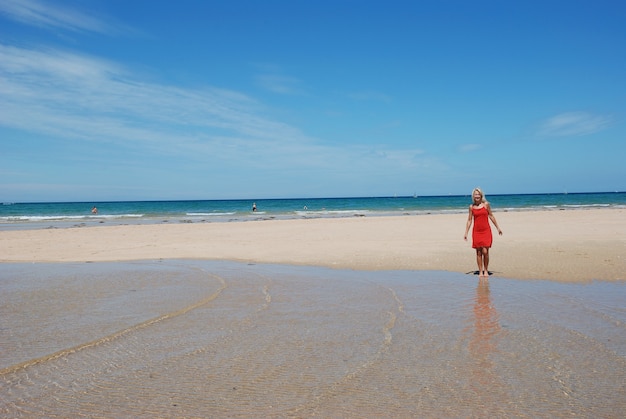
482 247 490 276
475 248 484 276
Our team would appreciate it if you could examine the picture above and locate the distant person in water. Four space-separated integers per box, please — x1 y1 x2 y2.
464 188 503 277
252 202 257 212
91 206 98 214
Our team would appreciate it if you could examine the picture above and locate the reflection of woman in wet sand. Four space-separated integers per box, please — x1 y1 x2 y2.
464 188 502 277
469 279 502 392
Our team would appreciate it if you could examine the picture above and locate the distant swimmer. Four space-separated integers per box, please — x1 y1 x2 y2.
252 202 257 212
91 206 98 214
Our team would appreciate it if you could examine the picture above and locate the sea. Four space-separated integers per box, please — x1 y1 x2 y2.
1 191 625 230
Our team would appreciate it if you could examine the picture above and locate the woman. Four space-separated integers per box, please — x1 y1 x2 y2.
464 188 503 277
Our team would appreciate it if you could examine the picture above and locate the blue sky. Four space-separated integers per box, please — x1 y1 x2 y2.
1 0 624 202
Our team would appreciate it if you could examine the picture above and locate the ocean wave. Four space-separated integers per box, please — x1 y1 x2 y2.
0 214 144 222
295 209 371 216
186 212 236 216
562 203 611 208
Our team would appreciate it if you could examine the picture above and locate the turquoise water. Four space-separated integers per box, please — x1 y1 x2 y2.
1 192 624 228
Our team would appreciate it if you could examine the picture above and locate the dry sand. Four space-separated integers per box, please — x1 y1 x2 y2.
1 208 624 282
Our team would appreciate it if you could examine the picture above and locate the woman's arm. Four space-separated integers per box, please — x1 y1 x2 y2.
464 205 473 240
486 203 503 235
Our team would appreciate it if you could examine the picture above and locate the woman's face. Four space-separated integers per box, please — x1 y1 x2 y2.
473 191 482 203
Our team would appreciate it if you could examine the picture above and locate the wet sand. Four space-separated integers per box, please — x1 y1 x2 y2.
1 260 624 417
1 208 624 281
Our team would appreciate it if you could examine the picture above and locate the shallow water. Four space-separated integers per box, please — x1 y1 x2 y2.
1 261 624 417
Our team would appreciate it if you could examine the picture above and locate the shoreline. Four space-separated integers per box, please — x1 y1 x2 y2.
1 208 624 282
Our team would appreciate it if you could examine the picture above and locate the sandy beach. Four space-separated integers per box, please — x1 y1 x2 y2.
2 209 625 417
1 208 624 281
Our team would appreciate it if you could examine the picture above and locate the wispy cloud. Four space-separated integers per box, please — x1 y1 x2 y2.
537 111 612 137
0 44 306 161
0 42 437 179
255 73 304 95
0 0 121 34
458 143 482 153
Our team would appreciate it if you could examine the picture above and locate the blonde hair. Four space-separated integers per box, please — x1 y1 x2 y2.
472 187 487 203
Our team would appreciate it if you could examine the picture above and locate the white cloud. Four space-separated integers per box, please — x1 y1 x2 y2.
0 38 455 202
458 143 482 153
0 0 118 34
0 43 441 178
0 44 302 148
538 111 612 137
255 73 304 95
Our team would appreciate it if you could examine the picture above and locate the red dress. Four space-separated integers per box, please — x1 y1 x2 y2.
472 206 493 248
